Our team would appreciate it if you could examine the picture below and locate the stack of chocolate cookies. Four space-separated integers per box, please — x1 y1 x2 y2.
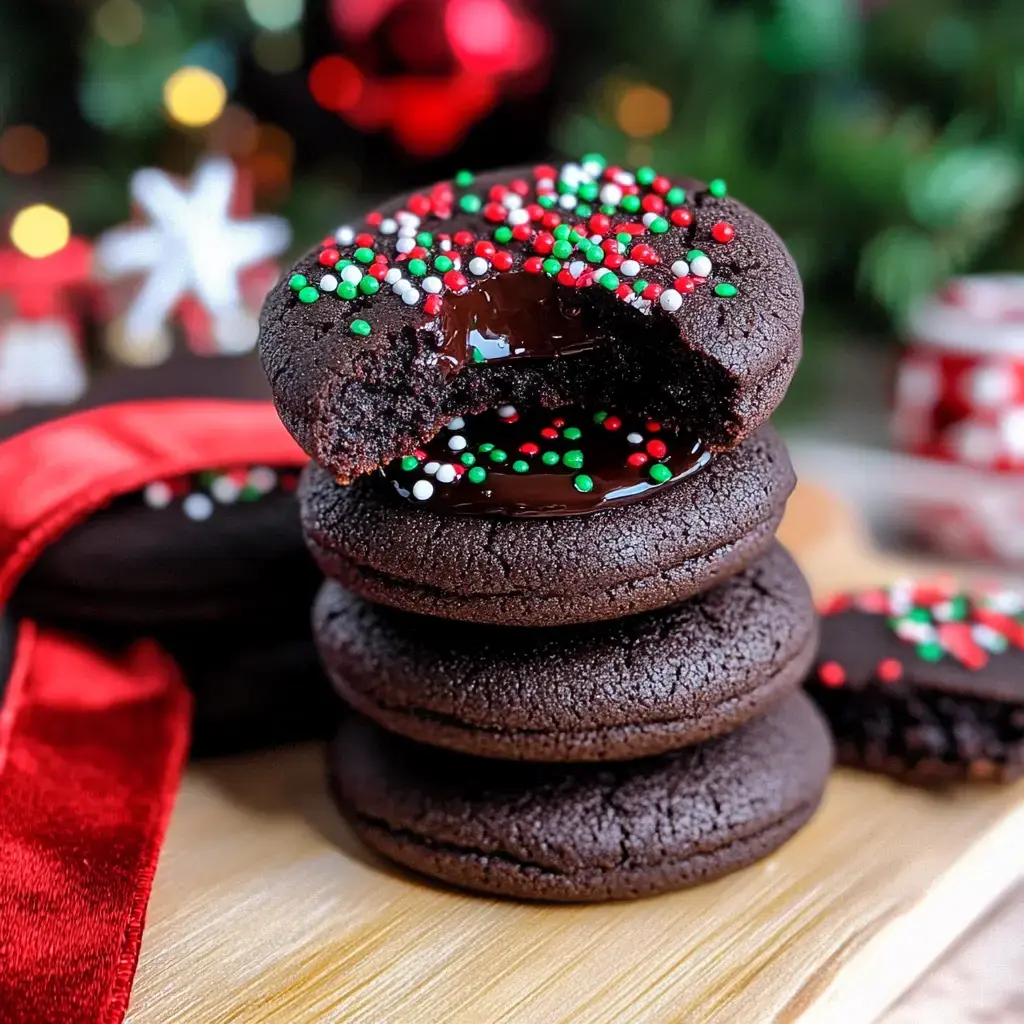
261 155 833 901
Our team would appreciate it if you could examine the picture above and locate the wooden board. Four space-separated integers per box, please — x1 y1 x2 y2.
127 482 1024 1024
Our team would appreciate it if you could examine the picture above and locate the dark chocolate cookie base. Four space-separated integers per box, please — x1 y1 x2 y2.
329 692 832 902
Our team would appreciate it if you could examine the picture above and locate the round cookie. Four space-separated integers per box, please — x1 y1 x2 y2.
14 464 319 630
329 691 832 902
316 543 817 761
260 156 803 483
302 423 794 627
806 582 1024 785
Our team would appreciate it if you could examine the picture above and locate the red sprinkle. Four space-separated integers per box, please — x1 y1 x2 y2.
541 212 562 230
646 439 667 458
677 277 696 294
670 208 693 227
407 194 431 217
510 178 530 195
474 240 496 258
817 661 847 688
374 252 388 263
527 203 544 221
533 232 555 254
642 282 664 300
557 269 576 287
541 426 559 439
488 184 508 201
534 163 557 180
615 283 633 299
604 253 624 268
877 658 903 684
443 270 468 292
651 175 672 195
512 223 532 241
453 230 475 246
627 452 648 467
603 416 622 432
673 277 690 291
641 195 665 214
712 221 736 243
492 250 514 271
409 246 428 260
523 256 544 274
365 211 383 226
355 232 374 248
368 263 388 280
519 442 540 455
483 202 506 222
423 294 442 315
552 418 565 428
631 243 657 264
414 449 428 461
601 238 620 254
319 248 340 266
646 421 662 432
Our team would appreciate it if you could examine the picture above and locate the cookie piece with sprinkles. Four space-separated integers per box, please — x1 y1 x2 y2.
805 581 1024 785
260 155 803 483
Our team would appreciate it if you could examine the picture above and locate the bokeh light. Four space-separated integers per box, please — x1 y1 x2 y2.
93 0 144 46
9 204 71 259
615 84 672 139
245 0 303 32
163 66 228 128
0 125 49 175
252 30 303 73
308 56 364 112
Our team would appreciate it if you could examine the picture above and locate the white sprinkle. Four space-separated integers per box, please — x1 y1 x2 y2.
502 193 523 210
424 461 440 476
507 208 530 226
614 170 636 186
385 267 402 284
536 176 554 191
211 475 240 503
568 261 586 279
627 432 644 445
559 162 586 187
393 279 411 295
412 480 434 501
633 298 652 313
143 481 173 509
397 224 418 238
340 265 362 285
497 405 517 418
599 183 623 205
379 218 398 235
447 416 466 430
671 260 690 278
422 276 443 294
592 266 610 281
469 257 489 275
401 288 420 305
247 466 277 493
642 211 659 227
396 237 415 254
319 273 339 292
589 234 603 246
690 255 713 278
435 464 457 484
439 239 452 251
396 212 420 226
448 435 468 451
620 259 641 277
183 493 214 521
659 289 683 312
582 159 604 178
334 226 354 245
558 193 577 210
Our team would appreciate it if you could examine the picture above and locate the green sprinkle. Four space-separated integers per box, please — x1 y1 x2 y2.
708 178 728 198
556 179 576 195
563 426 582 440
687 249 706 262
616 232 631 245
585 246 604 264
541 451 560 466
553 224 570 241
239 485 260 501
471 347 486 363
581 152 607 169
633 279 648 293
562 449 584 469
354 247 374 263
512 460 530 473
359 276 380 295
338 281 358 300
288 273 307 291
416 232 433 247
948 596 968 621
552 240 573 259
335 258 353 269
538 194 556 209
494 226 513 244
578 182 599 202
621 194 641 213
467 466 487 484
479 443 495 453
298 286 319 304
593 411 608 424
649 463 672 483
918 641 943 663
408 258 427 277
460 194 482 213
400 456 419 471
568 229 583 244
350 319 371 336
489 448 507 463
455 169 474 187
714 282 738 298
576 203 592 217
649 216 669 234
666 187 686 205
600 273 619 291
636 166 656 186
460 452 476 466
574 474 594 493
434 255 453 272
600 204 617 215
542 258 561 275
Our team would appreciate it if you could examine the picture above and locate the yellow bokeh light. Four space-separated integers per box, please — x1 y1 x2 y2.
163 67 228 128
615 84 672 139
10 204 71 259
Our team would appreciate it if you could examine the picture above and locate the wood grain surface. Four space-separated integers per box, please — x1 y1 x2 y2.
127 482 1024 1024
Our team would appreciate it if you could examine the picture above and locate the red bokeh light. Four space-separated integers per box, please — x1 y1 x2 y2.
308 56 364 112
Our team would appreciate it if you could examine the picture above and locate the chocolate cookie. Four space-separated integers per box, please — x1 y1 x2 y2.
260 156 802 482
805 582 1024 785
315 543 817 761
301 422 794 627
329 691 832 901
14 464 319 629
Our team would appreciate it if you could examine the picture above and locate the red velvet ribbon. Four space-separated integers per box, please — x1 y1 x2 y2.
0 401 306 1024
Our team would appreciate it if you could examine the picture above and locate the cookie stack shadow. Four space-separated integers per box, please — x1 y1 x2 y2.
301 422 833 903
